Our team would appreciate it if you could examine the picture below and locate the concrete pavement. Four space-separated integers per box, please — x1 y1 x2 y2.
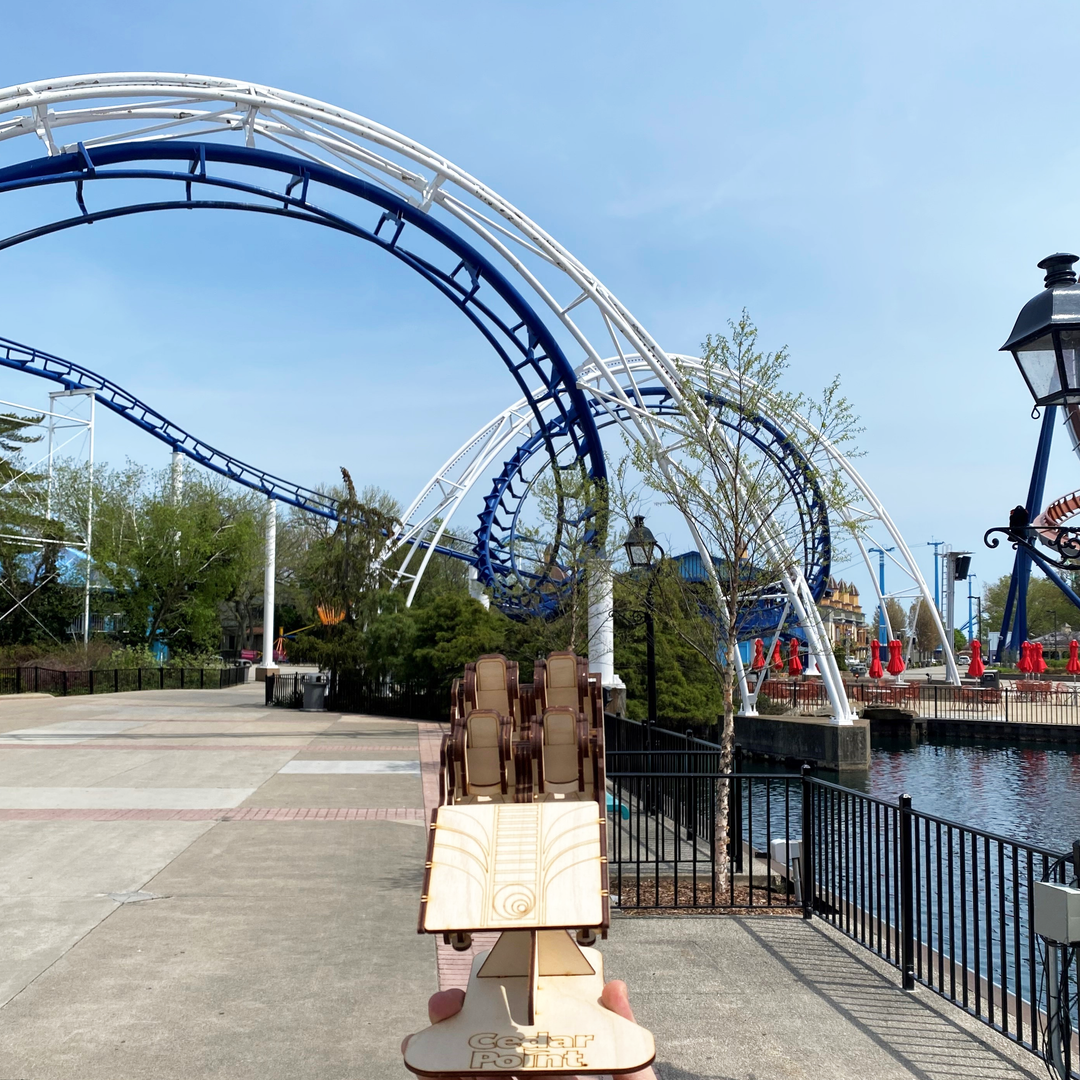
0 684 1050 1080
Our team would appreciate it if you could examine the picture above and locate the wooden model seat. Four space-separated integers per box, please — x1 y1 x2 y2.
537 706 590 797
536 651 586 713
462 710 513 800
464 654 522 733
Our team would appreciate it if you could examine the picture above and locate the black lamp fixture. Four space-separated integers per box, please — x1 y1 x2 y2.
624 515 658 569
1001 253 1080 407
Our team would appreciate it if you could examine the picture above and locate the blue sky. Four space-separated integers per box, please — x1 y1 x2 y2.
0 1 1078 622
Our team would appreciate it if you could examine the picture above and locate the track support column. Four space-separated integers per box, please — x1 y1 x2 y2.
587 556 625 713
257 498 278 682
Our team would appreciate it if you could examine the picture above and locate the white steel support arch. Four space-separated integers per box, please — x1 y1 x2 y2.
0 74 957 720
390 356 960 712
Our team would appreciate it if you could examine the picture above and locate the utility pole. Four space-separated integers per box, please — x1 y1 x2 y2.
868 546 895 645
927 540 945 614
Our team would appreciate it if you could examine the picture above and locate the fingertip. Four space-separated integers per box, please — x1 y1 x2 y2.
601 979 636 1022
428 987 466 1024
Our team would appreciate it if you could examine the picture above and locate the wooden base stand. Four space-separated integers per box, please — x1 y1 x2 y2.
404 930 655 1076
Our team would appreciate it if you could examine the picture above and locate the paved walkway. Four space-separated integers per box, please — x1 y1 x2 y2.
0 686 1048 1079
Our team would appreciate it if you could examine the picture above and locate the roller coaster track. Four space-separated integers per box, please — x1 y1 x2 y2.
0 334 477 559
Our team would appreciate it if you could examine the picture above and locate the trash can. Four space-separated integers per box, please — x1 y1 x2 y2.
980 670 1000 689
301 673 328 712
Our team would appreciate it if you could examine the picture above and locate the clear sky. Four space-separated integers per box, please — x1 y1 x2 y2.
0 1 1078 625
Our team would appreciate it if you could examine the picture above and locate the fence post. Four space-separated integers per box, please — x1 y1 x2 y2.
89 669 94 695
180 668 185 690
15 666 21 695
35 666 39 693
899 793 916 990
265 673 275 707
160 668 164 690
114 669 119 694
200 668 205 689
1005 688 1009 723
801 764 814 920
62 670 68 696
138 668 142 692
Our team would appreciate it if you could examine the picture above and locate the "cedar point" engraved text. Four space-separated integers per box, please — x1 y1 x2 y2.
467 1032 595 1070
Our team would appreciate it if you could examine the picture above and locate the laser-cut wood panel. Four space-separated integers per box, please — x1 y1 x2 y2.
422 802 605 932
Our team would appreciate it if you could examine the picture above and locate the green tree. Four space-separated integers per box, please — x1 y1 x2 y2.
869 597 908 643
908 597 942 659
621 313 860 887
983 572 1079 641
282 472 404 669
613 572 725 728
53 461 262 653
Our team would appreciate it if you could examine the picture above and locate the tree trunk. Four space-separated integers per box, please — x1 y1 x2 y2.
713 643 738 892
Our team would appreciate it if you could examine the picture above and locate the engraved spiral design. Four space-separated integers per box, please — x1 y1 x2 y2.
493 884 536 919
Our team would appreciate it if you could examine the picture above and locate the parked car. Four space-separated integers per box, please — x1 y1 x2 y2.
848 661 868 676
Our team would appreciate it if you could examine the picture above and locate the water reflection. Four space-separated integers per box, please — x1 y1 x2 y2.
859 740 1080 852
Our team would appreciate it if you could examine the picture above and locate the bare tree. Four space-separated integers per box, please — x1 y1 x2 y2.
619 313 860 887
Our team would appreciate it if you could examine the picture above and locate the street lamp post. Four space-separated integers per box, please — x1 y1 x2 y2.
624 516 664 735
967 573 977 644
986 255 1080 657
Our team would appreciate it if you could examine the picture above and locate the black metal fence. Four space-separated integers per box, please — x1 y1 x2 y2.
266 672 303 708
263 671 444 719
606 714 1079 1075
607 753 801 911
754 677 1080 726
806 777 1079 1074
0 665 246 696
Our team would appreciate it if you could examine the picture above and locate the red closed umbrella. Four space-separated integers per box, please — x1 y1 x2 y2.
886 639 906 677
868 639 884 679
752 638 766 671
967 640 985 679
771 640 785 673
1067 639 1080 676
1036 642 1048 675
788 638 803 676
1018 641 1034 674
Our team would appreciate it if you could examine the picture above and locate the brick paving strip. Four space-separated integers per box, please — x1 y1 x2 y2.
416 724 499 992
0 807 425 821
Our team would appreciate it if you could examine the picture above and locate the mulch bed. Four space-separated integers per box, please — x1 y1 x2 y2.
611 877 802 916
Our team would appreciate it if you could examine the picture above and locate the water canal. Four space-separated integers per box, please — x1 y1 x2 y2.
848 740 1080 852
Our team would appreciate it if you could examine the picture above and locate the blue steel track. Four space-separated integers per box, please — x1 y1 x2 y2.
0 333 481 561
0 138 609 584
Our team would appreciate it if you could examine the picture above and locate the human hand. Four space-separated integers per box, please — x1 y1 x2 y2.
402 979 656 1079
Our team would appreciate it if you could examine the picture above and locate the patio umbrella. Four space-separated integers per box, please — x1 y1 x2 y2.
752 638 766 671
886 639 906 677
1018 641 1034 674
1036 642 1048 675
1067 639 1080 676
967 641 985 679
788 638 803 676
771 640 785 673
868 639 884 679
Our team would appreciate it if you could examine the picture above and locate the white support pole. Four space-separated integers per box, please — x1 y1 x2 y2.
82 395 94 647
261 498 277 671
586 556 616 687
170 450 184 503
45 406 54 521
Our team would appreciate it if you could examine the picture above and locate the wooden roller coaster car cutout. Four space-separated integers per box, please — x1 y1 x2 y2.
404 653 655 1076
